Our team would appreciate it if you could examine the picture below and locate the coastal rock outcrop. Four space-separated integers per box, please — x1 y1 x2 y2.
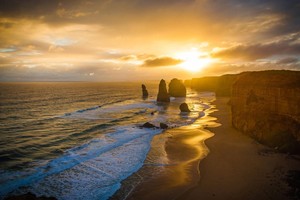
169 78 186 97
141 84 149 98
190 74 237 96
160 123 168 129
140 122 169 129
231 70 300 153
5 192 57 200
141 122 157 128
180 103 191 112
157 79 170 102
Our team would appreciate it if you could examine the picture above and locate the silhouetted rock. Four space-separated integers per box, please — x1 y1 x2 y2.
231 70 300 154
157 79 170 102
160 123 168 129
169 78 186 97
141 84 148 98
141 122 157 128
5 192 57 200
180 103 191 112
190 74 237 96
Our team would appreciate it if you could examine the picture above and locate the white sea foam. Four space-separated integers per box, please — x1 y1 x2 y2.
61 101 157 120
1 126 162 200
0 92 216 200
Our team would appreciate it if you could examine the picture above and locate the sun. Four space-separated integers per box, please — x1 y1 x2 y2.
175 49 212 72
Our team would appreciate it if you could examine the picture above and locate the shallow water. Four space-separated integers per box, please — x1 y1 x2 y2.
0 82 214 199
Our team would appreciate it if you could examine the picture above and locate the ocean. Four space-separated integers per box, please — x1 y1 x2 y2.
0 82 214 200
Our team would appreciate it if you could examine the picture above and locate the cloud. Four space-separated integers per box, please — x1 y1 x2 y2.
0 0 299 81
142 57 182 67
276 57 299 64
211 34 300 61
200 61 300 76
0 0 298 40
119 54 154 61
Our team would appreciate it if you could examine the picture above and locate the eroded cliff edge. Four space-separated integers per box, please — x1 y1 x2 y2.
231 71 300 153
187 70 300 154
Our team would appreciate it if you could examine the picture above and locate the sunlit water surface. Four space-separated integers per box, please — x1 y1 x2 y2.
0 82 214 200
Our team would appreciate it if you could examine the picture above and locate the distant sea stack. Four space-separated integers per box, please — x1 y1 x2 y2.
231 70 300 153
169 78 187 97
157 79 170 102
141 84 149 98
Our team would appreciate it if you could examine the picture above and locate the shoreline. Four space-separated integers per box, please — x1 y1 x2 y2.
113 97 300 200
180 97 300 200
111 100 219 200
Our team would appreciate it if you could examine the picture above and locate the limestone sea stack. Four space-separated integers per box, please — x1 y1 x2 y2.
141 84 149 98
169 78 187 97
180 103 191 112
157 79 170 102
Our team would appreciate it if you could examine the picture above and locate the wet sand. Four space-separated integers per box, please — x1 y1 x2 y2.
179 97 300 200
111 101 218 200
113 97 300 200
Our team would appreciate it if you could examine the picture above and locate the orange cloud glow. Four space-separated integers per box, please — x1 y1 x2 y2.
0 0 299 81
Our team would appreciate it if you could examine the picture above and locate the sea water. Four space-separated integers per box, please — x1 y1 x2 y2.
0 82 214 200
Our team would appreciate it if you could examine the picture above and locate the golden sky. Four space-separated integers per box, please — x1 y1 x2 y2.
0 0 299 81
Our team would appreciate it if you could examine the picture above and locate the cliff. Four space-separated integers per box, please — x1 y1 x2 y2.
231 70 300 153
191 76 218 92
190 74 237 96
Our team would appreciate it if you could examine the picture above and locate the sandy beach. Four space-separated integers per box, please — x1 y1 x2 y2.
114 97 300 200
111 100 218 200
180 97 300 200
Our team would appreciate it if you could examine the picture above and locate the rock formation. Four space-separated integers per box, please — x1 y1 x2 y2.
191 76 218 92
190 74 237 96
180 103 191 112
141 84 149 98
157 79 170 102
169 78 186 97
5 192 57 200
141 122 157 128
160 123 168 129
215 74 238 96
231 70 300 153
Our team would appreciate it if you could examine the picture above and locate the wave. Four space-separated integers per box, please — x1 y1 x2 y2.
0 92 216 200
0 126 163 200
61 100 156 120
70 98 132 112
74 105 102 114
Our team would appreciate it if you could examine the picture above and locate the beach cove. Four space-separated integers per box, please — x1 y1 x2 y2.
113 97 300 200
112 94 219 200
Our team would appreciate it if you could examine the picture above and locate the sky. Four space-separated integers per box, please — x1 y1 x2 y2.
0 0 299 81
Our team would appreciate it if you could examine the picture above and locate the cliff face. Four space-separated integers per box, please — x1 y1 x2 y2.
231 71 300 153
191 76 218 92
190 74 237 96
